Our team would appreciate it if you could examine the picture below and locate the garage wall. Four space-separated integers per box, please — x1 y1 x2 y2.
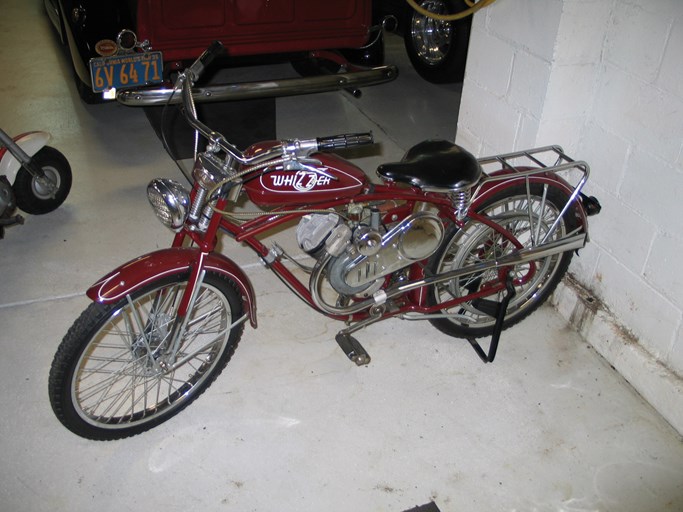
455 0 683 432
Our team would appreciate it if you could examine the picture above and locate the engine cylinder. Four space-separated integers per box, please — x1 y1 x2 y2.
296 213 340 255
329 212 444 295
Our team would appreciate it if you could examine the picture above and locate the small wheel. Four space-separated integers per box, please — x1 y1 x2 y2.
48 272 245 440
404 0 471 83
13 146 72 215
427 184 579 338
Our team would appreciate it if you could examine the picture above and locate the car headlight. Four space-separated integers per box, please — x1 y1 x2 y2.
147 179 190 230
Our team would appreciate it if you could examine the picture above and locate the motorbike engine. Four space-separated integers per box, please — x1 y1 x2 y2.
0 177 14 216
296 208 445 298
0 177 21 237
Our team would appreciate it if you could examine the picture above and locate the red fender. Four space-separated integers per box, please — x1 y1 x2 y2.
86 248 257 327
472 169 588 230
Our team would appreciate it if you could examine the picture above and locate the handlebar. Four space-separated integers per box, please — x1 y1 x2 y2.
186 40 224 84
178 42 375 167
316 132 374 151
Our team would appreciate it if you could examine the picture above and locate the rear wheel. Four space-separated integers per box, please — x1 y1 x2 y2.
427 184 579 338
48 272 245 440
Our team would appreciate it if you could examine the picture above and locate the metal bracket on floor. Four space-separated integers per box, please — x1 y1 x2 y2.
402 502 441 512
466 274 516 364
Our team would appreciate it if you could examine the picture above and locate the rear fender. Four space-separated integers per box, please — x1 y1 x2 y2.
0 131 50 182
471 170 588 230
86 248 257 327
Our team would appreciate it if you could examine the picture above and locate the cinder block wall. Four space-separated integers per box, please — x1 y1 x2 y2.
456 0 683 431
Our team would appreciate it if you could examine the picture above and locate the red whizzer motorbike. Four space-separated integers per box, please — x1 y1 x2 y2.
49 43 600 440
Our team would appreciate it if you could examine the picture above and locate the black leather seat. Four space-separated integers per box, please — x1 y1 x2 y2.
377 140 482 191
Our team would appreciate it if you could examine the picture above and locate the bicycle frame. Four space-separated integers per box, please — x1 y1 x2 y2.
160 168 587 327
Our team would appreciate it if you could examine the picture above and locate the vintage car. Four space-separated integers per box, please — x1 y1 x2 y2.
44 0 395 104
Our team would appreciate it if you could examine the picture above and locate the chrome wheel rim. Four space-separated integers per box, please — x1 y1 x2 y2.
32 166 60 199
410 0 453 66
434 194 567 328
71 281 232 430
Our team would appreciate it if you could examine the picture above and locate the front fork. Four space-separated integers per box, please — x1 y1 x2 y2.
160 203 228 367
127 263 209 372
161 265 208 368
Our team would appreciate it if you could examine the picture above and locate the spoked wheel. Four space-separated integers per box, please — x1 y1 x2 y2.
49 272 245 440
427 184 579 338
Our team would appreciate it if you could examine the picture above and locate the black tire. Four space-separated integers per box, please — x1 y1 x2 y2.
74 73 103 104
427 184 579 338
13 146 72 215
49 272 245 440
404 0 471 84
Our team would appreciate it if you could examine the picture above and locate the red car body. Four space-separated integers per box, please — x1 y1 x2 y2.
45 0 390 103
136 0 373 62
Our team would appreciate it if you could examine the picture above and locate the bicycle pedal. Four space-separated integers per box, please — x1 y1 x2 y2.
335 332 371 366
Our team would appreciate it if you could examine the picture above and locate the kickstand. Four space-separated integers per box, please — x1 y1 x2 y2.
466 274 516 363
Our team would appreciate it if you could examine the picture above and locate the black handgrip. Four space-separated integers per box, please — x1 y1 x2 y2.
316 132 374 151
187 40 224 83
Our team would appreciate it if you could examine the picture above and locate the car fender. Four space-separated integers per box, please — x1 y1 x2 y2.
87 247 258 328
44 0 66 44
58 0 135 86
0 131 50 182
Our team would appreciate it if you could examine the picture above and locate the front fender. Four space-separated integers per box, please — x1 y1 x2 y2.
87 248 257 328
0 131 50 182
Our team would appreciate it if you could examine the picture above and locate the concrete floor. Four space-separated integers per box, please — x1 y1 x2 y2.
2 2 683 511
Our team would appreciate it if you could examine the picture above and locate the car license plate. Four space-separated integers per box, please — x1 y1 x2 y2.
89 52 163 92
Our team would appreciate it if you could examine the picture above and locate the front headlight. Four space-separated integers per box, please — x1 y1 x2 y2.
147 179 190 230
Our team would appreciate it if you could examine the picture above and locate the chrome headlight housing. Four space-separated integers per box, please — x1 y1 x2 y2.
147 179 191 230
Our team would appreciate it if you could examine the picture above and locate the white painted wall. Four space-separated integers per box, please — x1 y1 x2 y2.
456 0 683 429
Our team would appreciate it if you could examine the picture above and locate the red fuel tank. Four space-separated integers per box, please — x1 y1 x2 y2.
242 143 368 207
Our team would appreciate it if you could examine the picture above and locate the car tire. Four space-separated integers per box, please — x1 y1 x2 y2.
404 0 471 84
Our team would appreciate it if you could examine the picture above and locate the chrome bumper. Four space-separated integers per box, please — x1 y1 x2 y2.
116 65 398 107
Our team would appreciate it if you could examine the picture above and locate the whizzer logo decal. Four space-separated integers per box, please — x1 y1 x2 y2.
271 170 332 191
261 166 362 194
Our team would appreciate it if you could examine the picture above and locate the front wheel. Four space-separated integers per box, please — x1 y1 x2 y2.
48 272 245 440
427 184 579 338
13 146 72 214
